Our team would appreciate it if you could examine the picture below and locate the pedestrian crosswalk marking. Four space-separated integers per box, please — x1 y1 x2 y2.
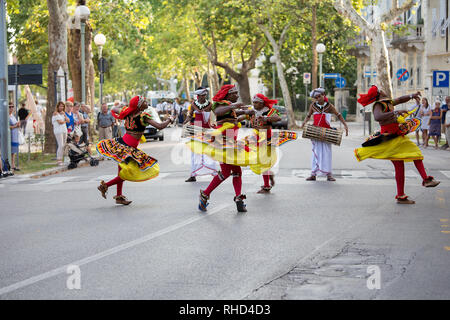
2 169 450 186
441 171 450 179
35 177 77 185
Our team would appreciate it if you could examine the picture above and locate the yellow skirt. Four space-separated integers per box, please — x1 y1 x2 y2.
118 161 160 182
354 135 423 162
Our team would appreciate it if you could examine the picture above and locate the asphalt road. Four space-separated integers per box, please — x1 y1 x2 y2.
1 123 449 299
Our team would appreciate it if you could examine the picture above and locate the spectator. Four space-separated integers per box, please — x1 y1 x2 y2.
408 99 422 145
72 102 83 134
17 102 30 135
174 97 184 126
9 103 20 171
429 100 442 149
446 101 450 149
97 103 115 140
79 103 91 145
52 101 69 166
419 97 431 147
113 101 125 137
65 101 75 134
441 96 450 149
112 100 121 137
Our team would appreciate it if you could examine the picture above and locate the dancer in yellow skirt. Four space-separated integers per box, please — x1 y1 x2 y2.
355 85 440 204
188 85 297 212
248 93 281 193
96 95 174 205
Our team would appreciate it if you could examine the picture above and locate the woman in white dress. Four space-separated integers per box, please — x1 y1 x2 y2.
52 101 69 166
419 97 431 147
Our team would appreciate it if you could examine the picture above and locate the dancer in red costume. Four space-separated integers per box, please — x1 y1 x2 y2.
249 93 281 193
197 84 255 212
355 85 440 204
96 95 174 205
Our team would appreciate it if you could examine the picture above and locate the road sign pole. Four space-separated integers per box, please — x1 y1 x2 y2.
304 84 308 119
0 0 11 169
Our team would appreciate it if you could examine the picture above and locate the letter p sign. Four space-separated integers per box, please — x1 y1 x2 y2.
433 71 449 88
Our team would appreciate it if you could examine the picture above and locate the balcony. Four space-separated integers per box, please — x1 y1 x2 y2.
390 24 424 52
347 35 370 58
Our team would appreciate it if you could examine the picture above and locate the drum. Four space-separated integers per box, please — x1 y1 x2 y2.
181 124 211 138
302 124 343 146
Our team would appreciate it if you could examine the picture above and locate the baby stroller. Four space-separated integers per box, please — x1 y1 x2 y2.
66 129 100 169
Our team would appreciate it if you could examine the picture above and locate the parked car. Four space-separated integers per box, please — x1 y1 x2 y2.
271 105 288 129
143 106 164 141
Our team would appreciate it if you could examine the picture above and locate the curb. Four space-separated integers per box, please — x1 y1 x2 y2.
27 158 105 179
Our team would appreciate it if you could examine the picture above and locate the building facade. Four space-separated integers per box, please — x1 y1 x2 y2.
352 0 449 119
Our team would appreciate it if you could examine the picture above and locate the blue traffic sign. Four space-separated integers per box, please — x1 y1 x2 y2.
433 70 449 88
335 77 346 88
396 68 409 81
324 73 340 79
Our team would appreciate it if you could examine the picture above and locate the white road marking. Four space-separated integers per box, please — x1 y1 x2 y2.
291 169 311 177
35 177 78 185
405 170 419 178
0 203 231 296
441 171 450 179
339 170 368 179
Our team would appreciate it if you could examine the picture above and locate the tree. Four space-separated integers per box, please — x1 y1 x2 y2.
45 0 68 153
254 0 297 128
334 0 417 97
190 0 267 104
67 3 95 108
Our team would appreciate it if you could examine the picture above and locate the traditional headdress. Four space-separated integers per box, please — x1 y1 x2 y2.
193 87 208 96
212 84 238 102
357 85 379 106
252 93 278 108
111 95 146 119
310 87 325 98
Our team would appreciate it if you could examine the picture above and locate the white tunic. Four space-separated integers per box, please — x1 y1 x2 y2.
190 110 219 176
311 112 332 176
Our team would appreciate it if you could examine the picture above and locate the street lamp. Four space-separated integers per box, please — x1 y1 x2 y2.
94 33 106 105
270 55 277 99
75 4 90 104
316 43 326 88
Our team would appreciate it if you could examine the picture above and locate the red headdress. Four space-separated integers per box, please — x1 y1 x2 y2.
67 97 74 103
112 95 145 119
212 84 237 102
252 93 277 108
357 85 379 106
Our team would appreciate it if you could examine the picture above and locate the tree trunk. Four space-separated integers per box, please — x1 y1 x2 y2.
373 29 393 98
85 22 95 108
68 21 95 105
184 78 190 100
45 0 68 153
311 4 318 89
258 22 297 128
235 73 251 105
275 53 297 128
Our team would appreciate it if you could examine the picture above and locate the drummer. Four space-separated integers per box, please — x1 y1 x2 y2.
300 88 349 181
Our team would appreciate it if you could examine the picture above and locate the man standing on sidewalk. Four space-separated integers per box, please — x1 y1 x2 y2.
441 96 449 149
80 103 91 145
97 103 115 141
17 102 30 134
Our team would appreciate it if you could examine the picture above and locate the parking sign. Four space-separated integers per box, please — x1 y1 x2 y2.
432 71 449 96
303 73 311 84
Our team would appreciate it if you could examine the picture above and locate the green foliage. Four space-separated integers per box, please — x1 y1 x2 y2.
6 0 359 107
